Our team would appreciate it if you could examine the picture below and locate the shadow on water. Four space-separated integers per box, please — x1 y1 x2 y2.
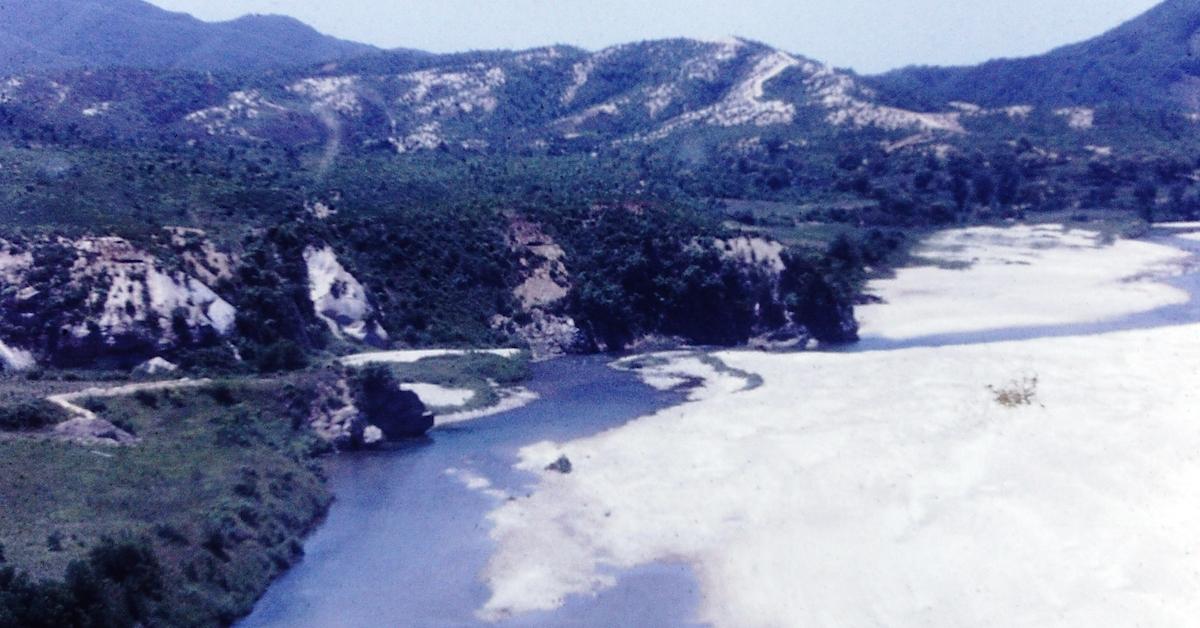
243 232 1200 627
240 355 707 628
844 233 1200 353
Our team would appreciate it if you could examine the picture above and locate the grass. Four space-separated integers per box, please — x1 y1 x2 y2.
0 378 332 626
368 352 532 413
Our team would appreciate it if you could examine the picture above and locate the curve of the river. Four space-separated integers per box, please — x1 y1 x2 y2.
241 355 704 627
244 227 1200 628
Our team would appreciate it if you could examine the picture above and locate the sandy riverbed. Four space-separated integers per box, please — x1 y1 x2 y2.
477 224 1200 627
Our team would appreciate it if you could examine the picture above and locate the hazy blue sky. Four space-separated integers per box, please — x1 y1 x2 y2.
146 0 1162 73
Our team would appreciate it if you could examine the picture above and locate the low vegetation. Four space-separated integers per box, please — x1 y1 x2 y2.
0 380 331 626
988 375 1041 408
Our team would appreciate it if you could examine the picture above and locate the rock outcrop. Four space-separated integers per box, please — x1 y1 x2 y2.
0 236 237 367
491 217 587 359
352 365 434 439
306 375 383 449
132 357 179 377
303 245 389 347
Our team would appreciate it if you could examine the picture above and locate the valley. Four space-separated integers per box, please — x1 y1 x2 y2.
1 0 1199 625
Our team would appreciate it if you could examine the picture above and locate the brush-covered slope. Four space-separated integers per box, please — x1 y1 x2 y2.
870 0 1200 110
0 0 375 74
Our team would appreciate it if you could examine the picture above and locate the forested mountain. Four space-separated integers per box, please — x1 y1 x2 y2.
4 3 1200 625
0 0 375 74
868 0 1200 110
1 0 1199 376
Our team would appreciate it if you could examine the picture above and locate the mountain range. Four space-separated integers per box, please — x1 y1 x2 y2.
1 0 1199 371
0 0 374 74
1 0 1196 159
869 0 1200 110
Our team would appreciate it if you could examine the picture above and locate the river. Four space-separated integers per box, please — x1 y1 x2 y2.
241 355 705 627
243 226 1200 627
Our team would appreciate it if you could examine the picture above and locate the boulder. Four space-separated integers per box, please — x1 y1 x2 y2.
132 357 179 376
355 366 434 439
545 455 573 474
53 417 136 446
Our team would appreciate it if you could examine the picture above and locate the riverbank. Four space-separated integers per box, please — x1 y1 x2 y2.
0 377 332 626
478 224 1200 626
240 355 690 627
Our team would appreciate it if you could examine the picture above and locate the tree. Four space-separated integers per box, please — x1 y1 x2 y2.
973 171 995 209
951 174 970 216
1134 179 1158 222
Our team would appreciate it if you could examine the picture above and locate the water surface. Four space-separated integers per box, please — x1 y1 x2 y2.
241 356 703 627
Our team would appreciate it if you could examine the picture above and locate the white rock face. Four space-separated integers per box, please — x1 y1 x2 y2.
0 237 235 361
185 90 289 137
1055 107 1096 130
0 339 35 371
166 228 237 285
499 218 584 358
397 65 506 115
303 245 387 344
681 38 744 81
0 246 32 283
634 44 963 141
307 377 372 447
391 121 444 153
66 237 236 344
81 101 112 117
653 51 800 138
644 83 679 117
715 236 785 273
808 61 963 133
288 76 363 115
0 77 24 103
132 357 179 376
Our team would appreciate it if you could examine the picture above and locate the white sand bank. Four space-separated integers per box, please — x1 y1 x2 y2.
858 224 1189 340
483 331 1200 626
1153 221 1200 230
435 387 539 427
478 225 1200 626
339 348 522 366
402 383 475 408
610 352 753 400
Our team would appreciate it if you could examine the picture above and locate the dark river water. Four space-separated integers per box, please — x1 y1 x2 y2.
242 228 1200 627
240 355 704 628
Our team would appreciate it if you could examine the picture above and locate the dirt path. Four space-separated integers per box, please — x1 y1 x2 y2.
47 378 213 421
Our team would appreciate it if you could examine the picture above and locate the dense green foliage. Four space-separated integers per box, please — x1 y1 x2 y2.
869 0 1200 110
0 400 65 432
0 380 331 626
0 536 163 628
351 365 432 438
0 0 373 75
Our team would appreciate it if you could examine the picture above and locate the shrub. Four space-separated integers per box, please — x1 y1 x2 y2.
352 365 431 439
132 389 158 408
989 375 1039 408
254 340 308 373
202 382 238 406
0 401 66 431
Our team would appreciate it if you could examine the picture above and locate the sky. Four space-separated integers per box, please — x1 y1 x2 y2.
145 0 1163 74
